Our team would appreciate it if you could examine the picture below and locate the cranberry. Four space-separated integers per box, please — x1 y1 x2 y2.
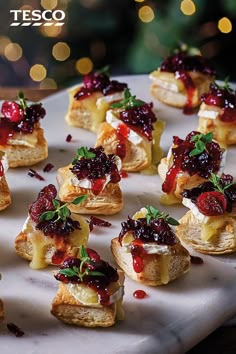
89 216 112 231
133 290 147 299
43 163 54 172
37 184 57 200
1 101 24 122
86 248 101 262
7 323 24 337
196 191 227 216
0 161 4 177
66 134 72 142
28 169 45 181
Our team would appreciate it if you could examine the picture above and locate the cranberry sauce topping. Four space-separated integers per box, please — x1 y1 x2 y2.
74 71 127 100
160 52 215 76
181 173 236 214
201 82 236 122
162 131 223 194
0 161 3 177
71 146 121 195
119 216 177 245
29 184 81 238
175 70 196 114
119 102 157 141
55 250 119 306
0 93 46 145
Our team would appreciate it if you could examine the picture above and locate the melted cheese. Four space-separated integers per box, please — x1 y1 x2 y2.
149 70 185 92
8 130 38 147
201 216 226 241
152 120 165 164
159 255 170 284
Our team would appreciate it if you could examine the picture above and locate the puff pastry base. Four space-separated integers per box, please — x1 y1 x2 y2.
176 210 236 255
150 70 214 108
0 175 11 211
65 87 108 133
111 237 190 286
15 214 89 269
0 128 48 168
198 104 236 145
57 165 123 215
158 157 206 202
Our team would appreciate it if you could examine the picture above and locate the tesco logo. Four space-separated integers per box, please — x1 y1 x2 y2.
10 9 65 27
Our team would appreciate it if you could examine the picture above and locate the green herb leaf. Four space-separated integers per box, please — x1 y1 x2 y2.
72 147 96 164
189 132 213 157
39 210 56 221
59 268 78 277
145 205 179 226
96 65 110 77
87 271 105 277
72 195 88 205
209 173 236 194
110 88 144 110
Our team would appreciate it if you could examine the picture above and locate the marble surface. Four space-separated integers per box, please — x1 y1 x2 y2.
1 75 236 354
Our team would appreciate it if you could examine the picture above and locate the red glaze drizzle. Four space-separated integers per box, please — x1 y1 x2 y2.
116 123 129 159
175 70 196 115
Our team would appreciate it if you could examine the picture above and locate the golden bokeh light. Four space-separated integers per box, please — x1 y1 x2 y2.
30 64 47 82
180 0 196 16
40 77 58 89
40 23 62 37
52 42 70 61
4 43 22 62
138 6 155 23
41 0 58 10
0 36 11 55
134 0 145 2
75 57 93 75
218 17 232 33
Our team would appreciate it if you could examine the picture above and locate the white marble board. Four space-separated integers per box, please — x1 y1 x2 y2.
1 75 236 354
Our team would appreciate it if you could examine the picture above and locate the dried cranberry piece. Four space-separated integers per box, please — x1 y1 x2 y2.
43 163 54 172
196 191 227 216
37 184 57 200
89 216 112 231
1 101 24 122
7 323 24 337
86 248 101 262
29 197 54 223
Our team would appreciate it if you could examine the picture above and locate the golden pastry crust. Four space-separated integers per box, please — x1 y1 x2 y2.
150 70 214 108
158 157 206 201
0 127 48 168
57 164 123 215
198 103 236 145
176 210 236 254
0 175 11 211
0 299 4 320
95 122 152 172
51 281 123 327
111 237 190 286
15 214 89 269
65 87 109 133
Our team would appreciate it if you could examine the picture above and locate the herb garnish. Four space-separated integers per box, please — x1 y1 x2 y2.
209 173 236 194
146 205 179 226
110 88 144 109
214 77 232 94
39 195 88 222
59 245 105 281
72 147 96 165
18 91 28 111
189 132 213 157
95 65 110 77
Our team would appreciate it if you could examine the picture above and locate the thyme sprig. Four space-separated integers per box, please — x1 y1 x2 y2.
189 132 213 157
39 195 88 222
59 246 105 281
110 88 144 109
209 173 236 194
146 205 179 226
214 77 233 94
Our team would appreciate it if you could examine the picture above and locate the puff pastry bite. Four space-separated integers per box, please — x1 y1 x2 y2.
176 173 236 254
0 151 11 211
197 80 236 145
15 184 89 269
65 68 128 132
57 146 123 215
158 130 225 205
95 88 165 172
111 206 190 286
0 273 4 321
0 92 48 167
51 246 125 327
149 46 215 113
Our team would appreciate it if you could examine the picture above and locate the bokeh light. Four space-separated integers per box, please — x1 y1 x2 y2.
138 6 155 23
40 77 58 89
40 23 62 37
30 64 47 81
218 17 232 33
180 0 196 16
4 43 22 62
134 0 145 2
0 36 11 55
75 57 93 74
41 0 58 10
52 42 70 61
